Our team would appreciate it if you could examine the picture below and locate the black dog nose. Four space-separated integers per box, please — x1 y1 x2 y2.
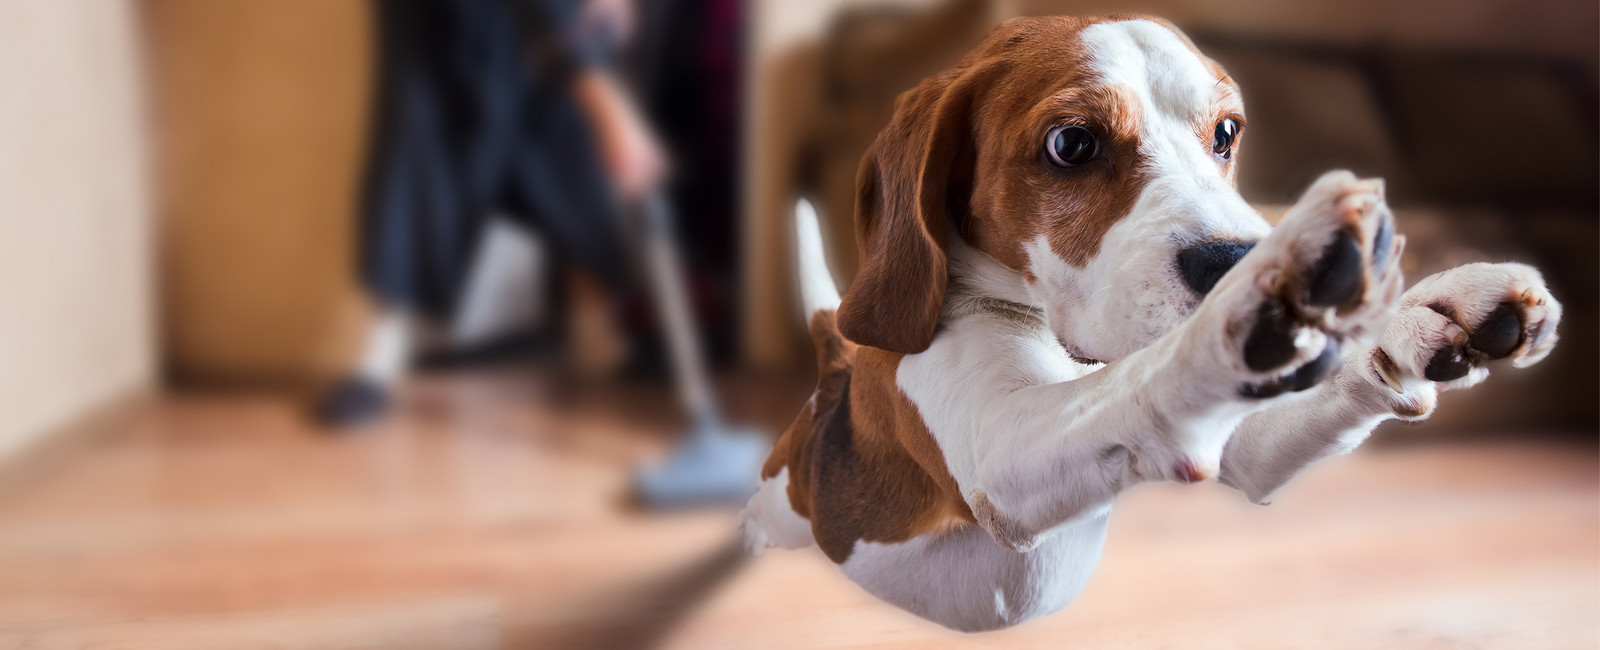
1177 240 1256 295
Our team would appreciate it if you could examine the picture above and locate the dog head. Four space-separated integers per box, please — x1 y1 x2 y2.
836 16 1271 361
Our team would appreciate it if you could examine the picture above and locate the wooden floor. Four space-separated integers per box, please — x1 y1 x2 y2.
0 370 1595 649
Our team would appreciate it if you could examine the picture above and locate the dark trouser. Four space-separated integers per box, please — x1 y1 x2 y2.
359 0 628 322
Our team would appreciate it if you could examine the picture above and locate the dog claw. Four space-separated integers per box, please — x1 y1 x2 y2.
1519 287 1543 307
1371 213 1395 273
1173 459 1211 483
1372 348 1406 393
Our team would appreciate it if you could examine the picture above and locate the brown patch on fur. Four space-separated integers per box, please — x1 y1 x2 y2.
761 311 975 563
1034 82 1151 267
762 310 856 486
834 65 972 354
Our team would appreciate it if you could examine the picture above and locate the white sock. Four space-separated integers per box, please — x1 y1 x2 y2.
354 311 412 386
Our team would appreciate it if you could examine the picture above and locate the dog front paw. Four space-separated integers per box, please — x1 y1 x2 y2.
1209 171 1405 398
1367 263 1561 409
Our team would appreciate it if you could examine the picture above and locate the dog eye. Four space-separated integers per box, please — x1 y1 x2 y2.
1045 125 1098 167
1212 118 1240 158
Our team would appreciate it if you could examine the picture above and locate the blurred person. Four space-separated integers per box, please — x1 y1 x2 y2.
316 0 665 426
317 0 767 507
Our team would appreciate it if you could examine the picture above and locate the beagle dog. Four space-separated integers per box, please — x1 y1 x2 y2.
739 15 1563 632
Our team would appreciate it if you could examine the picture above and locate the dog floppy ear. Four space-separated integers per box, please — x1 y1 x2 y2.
837 69 984 354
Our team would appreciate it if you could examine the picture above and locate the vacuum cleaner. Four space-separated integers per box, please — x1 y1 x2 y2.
630 190 770 508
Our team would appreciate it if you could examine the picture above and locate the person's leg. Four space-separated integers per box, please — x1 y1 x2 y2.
315 308 414 428
314 0 416 430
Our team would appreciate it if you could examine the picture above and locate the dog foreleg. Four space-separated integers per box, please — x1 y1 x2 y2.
1219 262 1562 504
947 172 1404 550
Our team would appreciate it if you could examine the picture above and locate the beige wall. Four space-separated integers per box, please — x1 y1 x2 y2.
0 0 156 457
149 0 372 384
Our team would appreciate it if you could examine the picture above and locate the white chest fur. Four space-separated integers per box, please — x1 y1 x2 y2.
835 242 1114 632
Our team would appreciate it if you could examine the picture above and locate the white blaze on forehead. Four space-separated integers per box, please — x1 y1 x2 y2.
1073 18 1263 239
1078 20 1224 182
1079 20 1215 132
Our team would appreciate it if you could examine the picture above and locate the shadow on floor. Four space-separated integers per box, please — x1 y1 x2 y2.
504 537 751 649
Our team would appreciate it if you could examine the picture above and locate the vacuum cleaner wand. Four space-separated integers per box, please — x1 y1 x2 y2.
637 191 720 428
631 191 769 508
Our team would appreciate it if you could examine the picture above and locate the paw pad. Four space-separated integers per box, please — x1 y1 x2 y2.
1241 339 1343 398
1379 262 1562 393
1305 228 1364 308
1468 303 1523 360
1421 300 1526 382
1423 345 1472 382
1225 172 1404 400
1242 303 1298 372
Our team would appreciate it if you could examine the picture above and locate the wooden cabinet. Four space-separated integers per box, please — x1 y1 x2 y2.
148 0 374 385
